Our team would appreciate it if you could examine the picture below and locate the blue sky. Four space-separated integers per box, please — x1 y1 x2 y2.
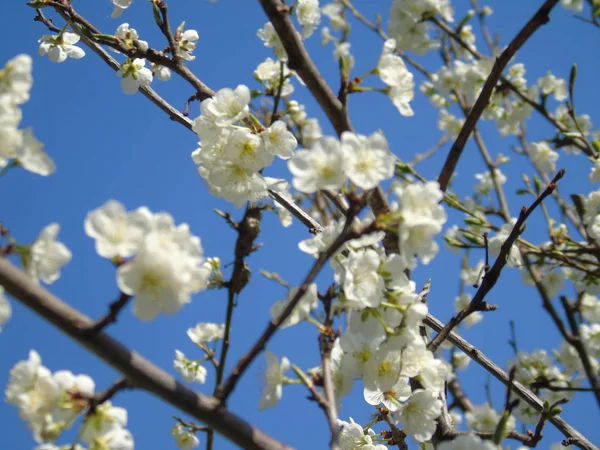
1 0 599 449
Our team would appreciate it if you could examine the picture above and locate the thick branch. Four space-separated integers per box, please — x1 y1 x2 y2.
0 258 290 450
257 0 352 136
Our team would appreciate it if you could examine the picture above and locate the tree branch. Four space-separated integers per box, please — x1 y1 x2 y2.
0 258 291 450
257 0 352 136
215 198 372 402
423 312 598 450
428 169 565 352
436 0 560 192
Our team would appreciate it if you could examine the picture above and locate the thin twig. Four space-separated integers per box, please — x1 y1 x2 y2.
423 312 598 450
428 169 565 352
215 199 372 402
88 292 131 334
207 206 263 450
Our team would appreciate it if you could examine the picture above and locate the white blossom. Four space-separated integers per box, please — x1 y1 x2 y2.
179 29 199 60
110 0 133 18
475 169 507 195
395 181 447 268
339 249 385 309
171 423 200 450
560 0 584 12
466 403 515 433
394 389 442 442
117 58 152 95
81 401 128 444
364 376 411 412
257 22 287 60
153 64 171 81
341 131 395 189
88 428 134 450
224 128 273 172
15 128 55 176
116 213 209 321
173 350 207 384
300 117 323 146
322 3 346 30
378 39 415 116
0 54 33 104
84 201 153 259
204 85 251 127
461 260 485 287
187 323 225 345
270 283 318 328
590 159 600 183
488 219 522 268
296 0 321 38
363 338 403 392
530 141 559 173
5 350 60 436
581 293 600 323
262 120 297 159
338 418 388 450
288 136 346 193
254 58 294 96
538 72 568 101
38 32 85 63
26 223 72 284
259 351 289 410
114 23 148 51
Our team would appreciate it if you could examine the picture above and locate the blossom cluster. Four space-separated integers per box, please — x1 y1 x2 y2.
388 0 454 55
289 131 395 192
191 84 297 206
6 350 133 449
85 200 212 321
258 182 449 443
173 322 225 385
0 54 54 176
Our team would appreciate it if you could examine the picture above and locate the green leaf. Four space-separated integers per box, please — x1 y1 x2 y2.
465 216 485 227
550 406 563 416
569 63 578 106
394 161 412 176
456 9 475 31
152 1 163 27
592 140 600 154
516 188 530 196
27 0 49 8
533 175 543 196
